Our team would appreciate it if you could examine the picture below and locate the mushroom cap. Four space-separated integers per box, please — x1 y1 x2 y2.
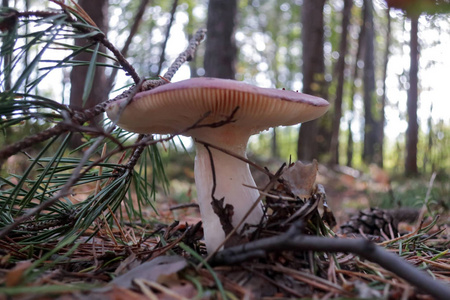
106 77 329 136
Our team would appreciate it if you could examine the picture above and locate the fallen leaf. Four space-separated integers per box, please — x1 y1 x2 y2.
282 160 318 199
5 260 32 287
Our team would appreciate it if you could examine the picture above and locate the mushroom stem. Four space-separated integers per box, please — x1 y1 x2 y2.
194 139 263 253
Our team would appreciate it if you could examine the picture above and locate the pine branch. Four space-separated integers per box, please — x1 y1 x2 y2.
141 28 206 91
0 28 206 165
5 7 140 84
106 28 207 171
0 79 144 239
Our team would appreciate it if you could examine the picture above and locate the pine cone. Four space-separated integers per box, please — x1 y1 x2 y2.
340 208 399 239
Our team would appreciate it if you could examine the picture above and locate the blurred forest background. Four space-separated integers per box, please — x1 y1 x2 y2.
1 0 450 218
3 0 450 174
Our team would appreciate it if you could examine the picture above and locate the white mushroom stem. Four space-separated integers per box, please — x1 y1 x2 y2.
191 128 264 253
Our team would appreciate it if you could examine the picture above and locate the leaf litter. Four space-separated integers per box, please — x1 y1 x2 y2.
0 160 449 300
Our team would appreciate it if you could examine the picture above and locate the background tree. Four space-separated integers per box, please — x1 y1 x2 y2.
379 6 392 169
346 6 366 167
385 0 448 175
362 0 383 166
329 0 352 165
405 13 419 175
297 0 328 162
69 0 109 147
204 0 238 79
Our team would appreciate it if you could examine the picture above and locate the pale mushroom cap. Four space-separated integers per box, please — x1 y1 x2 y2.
106 77 329 135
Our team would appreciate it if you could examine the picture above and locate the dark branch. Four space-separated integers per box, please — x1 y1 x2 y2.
107 0 150 90
156 0 179 75
211 221 450 300
196 138 274 180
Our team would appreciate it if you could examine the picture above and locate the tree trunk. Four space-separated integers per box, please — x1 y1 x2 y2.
2 0 11 91
346 6 366 167
204 0 237 79
405 15 419 175
297 0 327 162
329 0 352 165
362 0 383 166
379 8 392 168
69 0 109 148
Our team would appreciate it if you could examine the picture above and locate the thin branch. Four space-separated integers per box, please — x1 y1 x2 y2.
96 37 140 85
141 28 206 91
211 221 450 300
124 134 150 171
107 0 151 89
204 144 218 199
156 0 179 75
169 203 199 211
196 139 274 179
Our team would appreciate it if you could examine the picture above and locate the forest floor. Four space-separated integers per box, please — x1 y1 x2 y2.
0 156 449 299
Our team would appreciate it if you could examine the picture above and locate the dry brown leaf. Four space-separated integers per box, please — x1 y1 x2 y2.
282 160 318 198
5 260 32 287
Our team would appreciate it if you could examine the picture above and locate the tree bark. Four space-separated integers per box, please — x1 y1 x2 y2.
204 0 238 79
69 0 109 148
297 0 327 162
2 0 11 91
346 6 366 167
379 8 392 168
362 0 383 166
329 0 352 165
405 15 419 175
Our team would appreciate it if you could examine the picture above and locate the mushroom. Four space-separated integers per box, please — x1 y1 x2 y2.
106 77 329 253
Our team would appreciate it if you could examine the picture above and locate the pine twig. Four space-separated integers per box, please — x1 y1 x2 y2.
0 28 206 164
196 139 274 179
9 7 141 84
141 28 206 91
111 28 207 171
52 0 141 84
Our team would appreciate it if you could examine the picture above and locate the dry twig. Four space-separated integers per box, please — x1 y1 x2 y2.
211 221 450 300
